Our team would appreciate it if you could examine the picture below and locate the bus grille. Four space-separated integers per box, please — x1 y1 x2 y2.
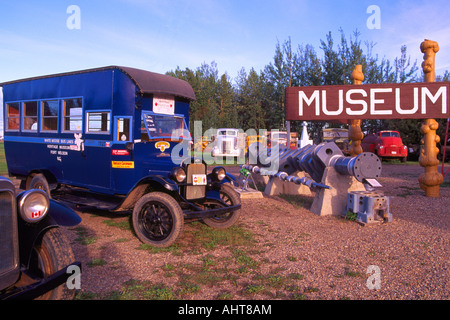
185 163 206 200
0 190 19 288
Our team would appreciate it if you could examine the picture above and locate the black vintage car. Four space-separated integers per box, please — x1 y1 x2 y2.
0 176 81 300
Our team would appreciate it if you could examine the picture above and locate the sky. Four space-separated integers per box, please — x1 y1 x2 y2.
1 0 450 132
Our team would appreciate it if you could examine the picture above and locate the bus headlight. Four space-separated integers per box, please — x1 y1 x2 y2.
171 167 187 183
18 189 50 223
212 167 226 181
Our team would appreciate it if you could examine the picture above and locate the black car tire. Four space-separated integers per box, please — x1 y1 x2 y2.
132 192 184 248
29 173 51 197
31 228 76 300
203 183 241 229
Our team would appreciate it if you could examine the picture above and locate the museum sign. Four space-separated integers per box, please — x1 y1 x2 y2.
285 82 450 121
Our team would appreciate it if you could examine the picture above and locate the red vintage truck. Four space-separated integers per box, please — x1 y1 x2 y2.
361 130 408 162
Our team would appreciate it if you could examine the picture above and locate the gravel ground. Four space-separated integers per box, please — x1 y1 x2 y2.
58 163 449 300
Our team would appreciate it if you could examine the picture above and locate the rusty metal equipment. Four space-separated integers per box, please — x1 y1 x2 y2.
345 191 393 225
245 141 382 189
244 141 392 224
242 163 330 190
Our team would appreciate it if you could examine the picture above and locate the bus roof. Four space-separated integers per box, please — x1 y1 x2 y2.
0 65 196 101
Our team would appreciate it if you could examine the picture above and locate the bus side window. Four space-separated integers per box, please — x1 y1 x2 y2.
63 98 83 132
116 117 131 142
6 102 20 131
23 101 38 131
41 100 59 132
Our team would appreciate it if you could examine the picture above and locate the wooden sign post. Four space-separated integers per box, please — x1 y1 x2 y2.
419 39 444 197
348 65 364 156
285 40 449 198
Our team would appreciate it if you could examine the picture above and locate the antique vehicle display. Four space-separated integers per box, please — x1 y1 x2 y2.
361 130 408 162
211 128 244 158
267 131 287 148
322 128 349 155
1 66 241 248
0 176 81 300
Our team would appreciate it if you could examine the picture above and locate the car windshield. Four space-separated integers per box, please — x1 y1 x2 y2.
218 130 237 136
142 112 190 141
272 132 287 140
381 132 399 138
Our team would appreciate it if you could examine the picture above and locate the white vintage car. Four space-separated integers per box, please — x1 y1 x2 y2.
212 128 242 158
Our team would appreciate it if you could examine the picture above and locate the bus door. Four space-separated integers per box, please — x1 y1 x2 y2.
111 116 135 193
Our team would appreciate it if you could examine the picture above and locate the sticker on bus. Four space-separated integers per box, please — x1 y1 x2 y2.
112 161 135 169
192 174 207 185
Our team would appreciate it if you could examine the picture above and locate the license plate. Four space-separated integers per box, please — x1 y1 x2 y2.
192 174 207 185
391 151 397 154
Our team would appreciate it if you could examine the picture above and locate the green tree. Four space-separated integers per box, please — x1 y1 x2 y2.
235 68 266 131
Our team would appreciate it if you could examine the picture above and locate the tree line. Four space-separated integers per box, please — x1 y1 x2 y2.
167 29 449 147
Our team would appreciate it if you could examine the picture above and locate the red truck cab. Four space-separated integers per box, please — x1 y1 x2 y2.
362 130 408 162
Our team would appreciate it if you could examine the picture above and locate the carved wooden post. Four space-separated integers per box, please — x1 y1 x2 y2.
348 65 364 156
419 39 443 197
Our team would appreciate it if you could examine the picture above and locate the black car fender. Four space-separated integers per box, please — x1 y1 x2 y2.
223 172 238 187
116 175 180 211
18 199 81 269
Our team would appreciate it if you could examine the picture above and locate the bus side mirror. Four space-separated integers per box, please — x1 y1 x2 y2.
126 142 134 161
125 142 134 151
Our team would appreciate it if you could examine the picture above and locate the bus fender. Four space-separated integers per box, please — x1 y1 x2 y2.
117 176 180 211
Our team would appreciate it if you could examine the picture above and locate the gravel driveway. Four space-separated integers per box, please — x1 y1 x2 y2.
60 163 449 300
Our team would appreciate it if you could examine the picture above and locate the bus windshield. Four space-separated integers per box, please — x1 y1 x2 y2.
142 112 190 141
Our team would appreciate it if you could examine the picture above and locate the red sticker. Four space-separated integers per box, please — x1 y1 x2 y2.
112 149 129 156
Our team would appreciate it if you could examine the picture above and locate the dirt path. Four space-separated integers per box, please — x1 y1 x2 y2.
8 162 444 300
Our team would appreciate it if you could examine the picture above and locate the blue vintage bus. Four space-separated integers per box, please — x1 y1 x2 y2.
1 66 241 247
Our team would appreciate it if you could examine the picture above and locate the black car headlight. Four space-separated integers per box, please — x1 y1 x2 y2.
18 189 50 223
171 167 187 183
212 166 226 181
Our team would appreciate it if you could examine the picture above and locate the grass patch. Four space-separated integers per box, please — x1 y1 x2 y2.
177 281 202 296
123 280 177 300
231 248 260 271
72 226 97 245
0 142 8 176
343 268 365 278
304 286 320 293
135 243 183 255
289 273 305 280
88 258 107 267
188 222 255 250
102 219 132 230
243 284 265 295
345 210 358 221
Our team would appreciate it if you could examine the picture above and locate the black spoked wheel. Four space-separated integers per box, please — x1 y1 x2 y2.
132 192 183 247
203 183 241 229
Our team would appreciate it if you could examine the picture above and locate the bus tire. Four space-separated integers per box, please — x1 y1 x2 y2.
132 192 184 248
29 173 51 197
203 183 241 229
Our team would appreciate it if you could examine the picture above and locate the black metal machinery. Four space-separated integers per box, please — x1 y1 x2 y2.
243 142 392 224
244 141 382 190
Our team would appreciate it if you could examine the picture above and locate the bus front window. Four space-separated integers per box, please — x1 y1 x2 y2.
142 112 190 142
